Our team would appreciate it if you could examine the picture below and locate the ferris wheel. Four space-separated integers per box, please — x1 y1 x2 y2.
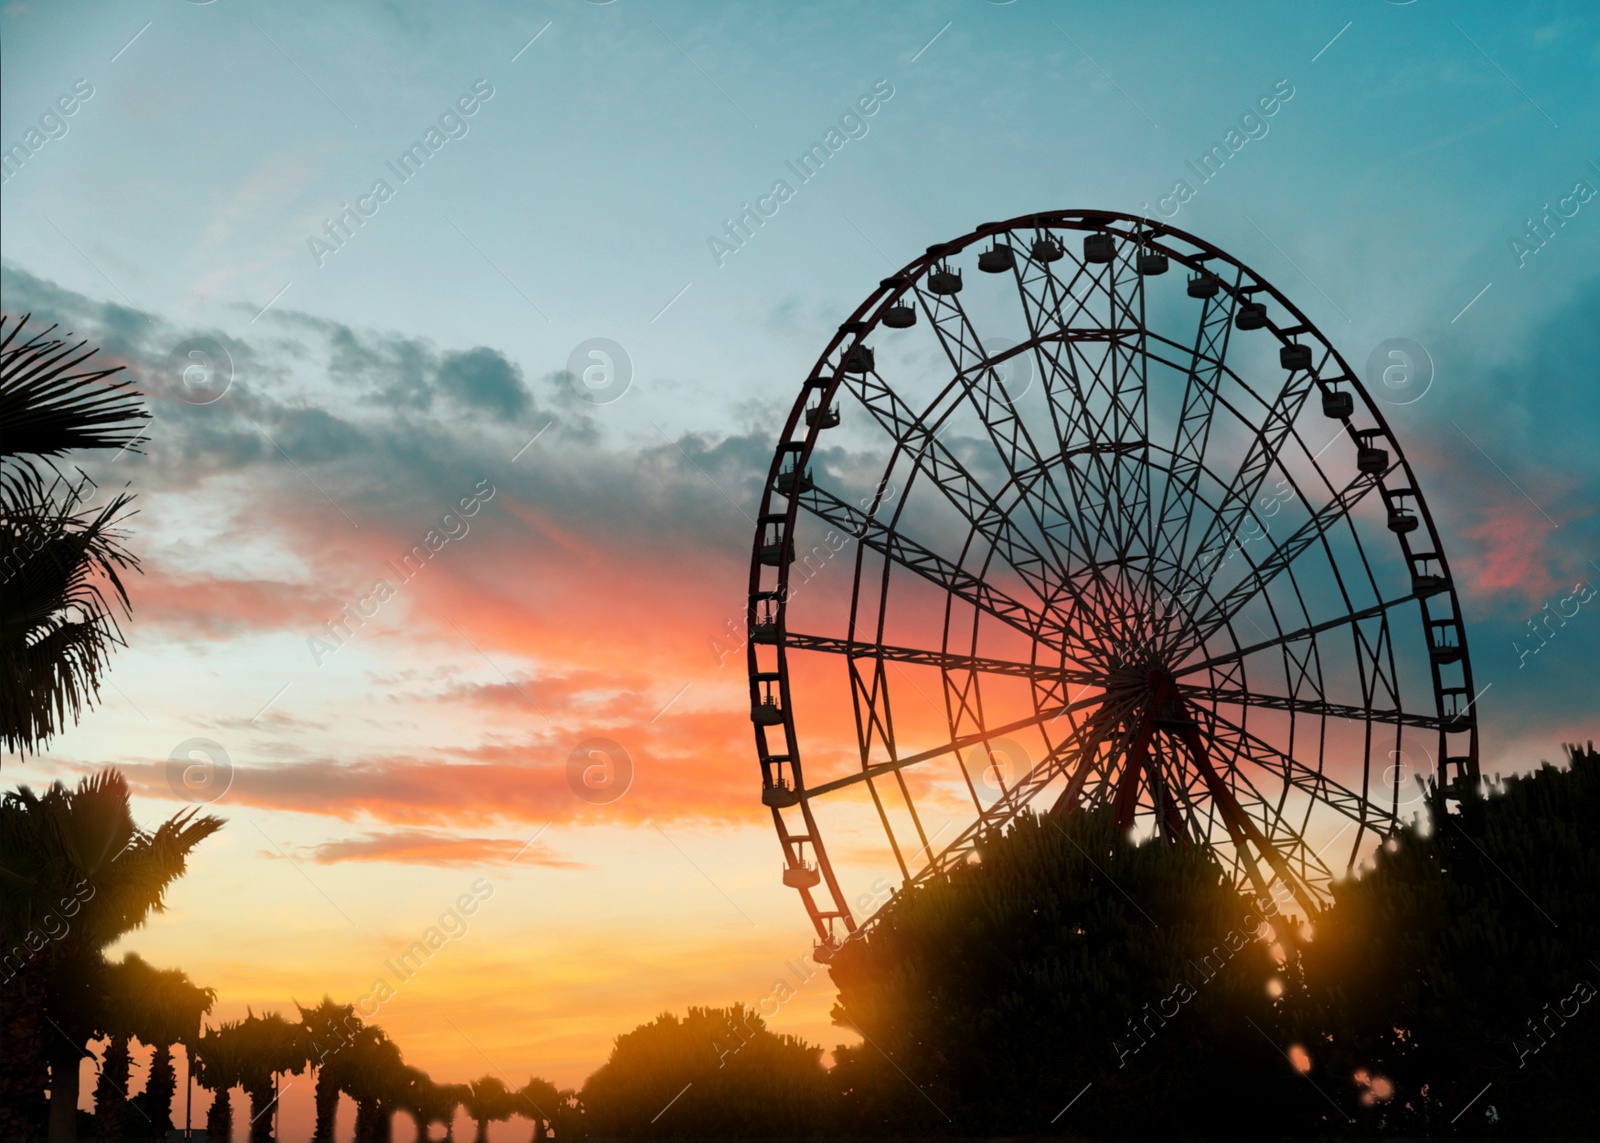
747 210 1478 950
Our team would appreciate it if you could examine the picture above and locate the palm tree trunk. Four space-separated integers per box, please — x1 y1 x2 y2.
204 1088 232 1143
143 1042 177 1135
93 1034 130 1139
47 1040 81 1143
0 962 51 1139
355 1098 375 1143
246 1083 274 1143
474 1117 490 1143
312 1067 340 1141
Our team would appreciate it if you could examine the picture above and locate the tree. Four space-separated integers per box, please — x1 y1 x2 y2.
0 769 222 1142
1 312 147 757
1287 743 1600 1136
518 1077 562 1142
399 1065 461 1143
298 996 361 1142
236 1010 307 1143
90 952 214 1138
578 1005 830 1139
339 1024 406 1143
194 1021 247 1143
464 1076 515 1143
436 1083 471 1142
827 808 1313 1137
90 1020 135 1142
124 959 215 1137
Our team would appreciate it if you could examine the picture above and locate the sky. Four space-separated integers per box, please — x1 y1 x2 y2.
3 0 1598 1138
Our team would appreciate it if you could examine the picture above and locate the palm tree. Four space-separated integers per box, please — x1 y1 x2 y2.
464 1076 514 1143
91 1021 135 1142
1 312 147 757
92 953 167 1139
194 1021 247 1143
517 1078 561 1143
390 1065 437 1143
298 997 361 1142
0 769 222 1143
437 1083 471 1142
339 1025 405 1143
236 1010 307 1143
125 960 215 1137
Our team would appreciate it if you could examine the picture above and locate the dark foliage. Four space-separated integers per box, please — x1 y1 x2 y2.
1288 743 1600 1137
1 312 146 758
577 1004 831 1138
828 807 1318 1137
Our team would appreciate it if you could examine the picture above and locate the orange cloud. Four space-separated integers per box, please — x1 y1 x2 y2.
131 571 338 637
297 829 586 867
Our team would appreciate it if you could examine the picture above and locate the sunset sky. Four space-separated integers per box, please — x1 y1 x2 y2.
3 0 1597 1137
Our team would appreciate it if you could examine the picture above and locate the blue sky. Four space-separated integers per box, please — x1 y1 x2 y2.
3 0 1597 1120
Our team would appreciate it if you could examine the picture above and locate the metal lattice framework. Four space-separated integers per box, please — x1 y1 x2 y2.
747 210 1478 952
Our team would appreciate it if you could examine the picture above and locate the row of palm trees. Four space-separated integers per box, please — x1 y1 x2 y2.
0 768 224 1142
175 998 565 1142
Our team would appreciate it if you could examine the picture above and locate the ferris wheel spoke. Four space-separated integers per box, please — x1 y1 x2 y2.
781 633 1101 688
801 691 1109 799
842 363 1065 590
1170 465 1393 660
1011 259 1156 636
909 283 1090 585
847 654 932 883
1196 705 1401 842
1111 234 1161 595
905 694 1137 885
1012 260 1142 558
1175 590 1422 678
1147 268 1242 619
1166 719 1320 914
1186 686 1442 730
794 484 1101 663
1165 349 1329 635
832 367 1122 665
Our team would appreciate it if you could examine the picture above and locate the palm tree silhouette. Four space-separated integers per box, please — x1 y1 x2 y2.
236 1009 307 1143
340 1024 405 1142
194 1021 247 1143
391 1064 440 1142
518 1077 562 1142
88 952 215 1137
1 313 147 757
0 769 222 1142
437 1082 471 1142
298 996 361 1141
131 960 215 1138
464 1075 515 1143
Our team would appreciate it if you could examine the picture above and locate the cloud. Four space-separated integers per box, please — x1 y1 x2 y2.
437 346 531 417
130 573 339 638
296 828 585 868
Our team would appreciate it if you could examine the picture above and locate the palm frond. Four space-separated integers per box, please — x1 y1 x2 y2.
0 313 148 492
1 471 138 755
